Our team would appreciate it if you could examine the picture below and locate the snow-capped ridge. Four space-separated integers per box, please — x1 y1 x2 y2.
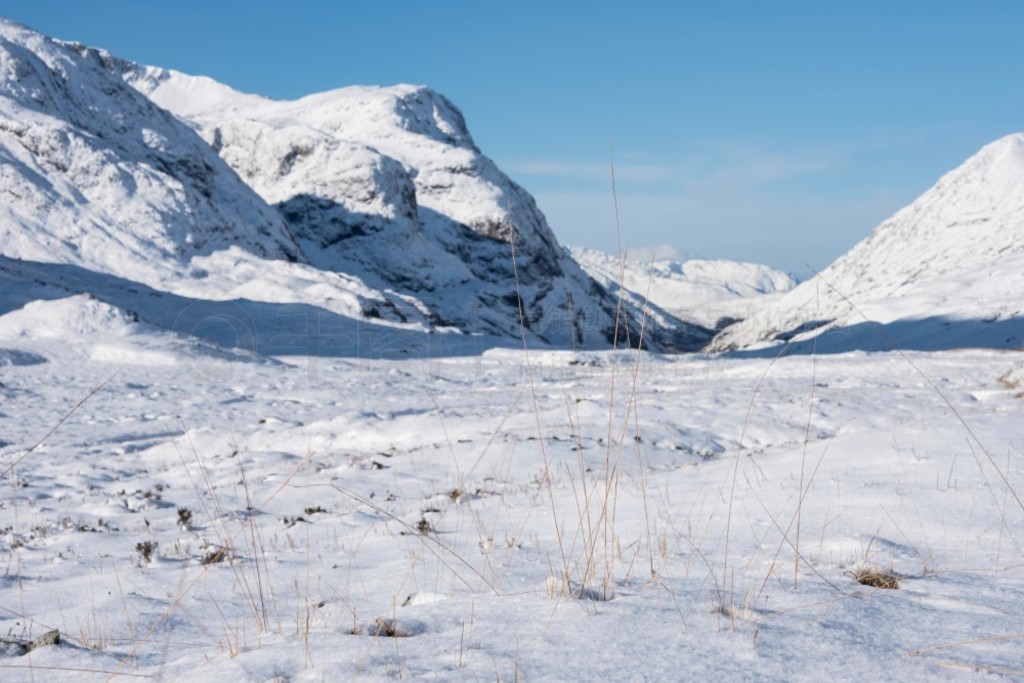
112 63 273 118
117 61 708 349
0 18 708 351
709 133 1024 353
0 17 299 287
124 61 479 151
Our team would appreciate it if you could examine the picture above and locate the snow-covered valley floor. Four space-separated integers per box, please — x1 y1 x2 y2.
1 327 1022 680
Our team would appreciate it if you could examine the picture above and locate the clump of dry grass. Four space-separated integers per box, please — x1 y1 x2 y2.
997 367 1024 398
850 566 900 589
372 618 412 638
135 540 158 564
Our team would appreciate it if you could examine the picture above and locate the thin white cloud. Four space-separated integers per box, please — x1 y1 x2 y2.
511 136 932 273
675 138 845 198
508 160 675 184
509 138 849 200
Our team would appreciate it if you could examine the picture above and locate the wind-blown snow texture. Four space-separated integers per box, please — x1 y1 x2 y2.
709 134 1024 354
1 299 1023 681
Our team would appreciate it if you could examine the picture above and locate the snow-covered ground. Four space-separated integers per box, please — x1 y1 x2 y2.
2 14 1023 683
1 297 1022 680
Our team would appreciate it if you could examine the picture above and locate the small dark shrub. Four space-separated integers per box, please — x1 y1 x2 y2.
136 541 157 564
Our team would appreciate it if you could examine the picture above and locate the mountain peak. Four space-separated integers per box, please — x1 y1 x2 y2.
709 132 1024 353
112 64 710 348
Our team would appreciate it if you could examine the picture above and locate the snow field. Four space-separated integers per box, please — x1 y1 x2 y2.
1 322 1021 680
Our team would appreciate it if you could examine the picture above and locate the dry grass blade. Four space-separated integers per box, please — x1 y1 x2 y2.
931 661 1024 675
322 483 499 596
905 632 1024 676
906 632 1024 657
106 444 322 680
1 371 119 481
0 665 151 678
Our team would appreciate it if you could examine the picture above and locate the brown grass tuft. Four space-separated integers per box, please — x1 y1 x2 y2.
852 566 900 589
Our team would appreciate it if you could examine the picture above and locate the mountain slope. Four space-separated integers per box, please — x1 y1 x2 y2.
113 63 710 350
0 19 299 287
0 18 709 351
708 134 1024 353
0 19 462 349
569 246 795 330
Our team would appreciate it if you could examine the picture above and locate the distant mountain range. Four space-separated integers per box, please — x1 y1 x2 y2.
2 17 1021 358
568 246 795 331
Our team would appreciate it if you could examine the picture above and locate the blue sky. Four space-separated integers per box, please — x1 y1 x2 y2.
4 1 1023 277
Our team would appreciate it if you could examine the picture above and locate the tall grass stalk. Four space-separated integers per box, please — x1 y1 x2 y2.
504 199 570 593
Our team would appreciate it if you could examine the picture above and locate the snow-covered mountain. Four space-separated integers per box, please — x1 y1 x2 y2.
0 20 299 285
106 58 709 350
569 246 795 330
0 18 457 349
709 133 1024 353
0 18 709 353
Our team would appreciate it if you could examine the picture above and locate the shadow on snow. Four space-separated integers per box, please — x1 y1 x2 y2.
0 256 522 360
724 316 1024 358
